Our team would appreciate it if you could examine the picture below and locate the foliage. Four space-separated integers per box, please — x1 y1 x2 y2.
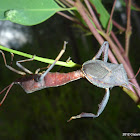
0 0 75 25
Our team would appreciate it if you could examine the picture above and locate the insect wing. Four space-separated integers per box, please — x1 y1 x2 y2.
82 60 109 79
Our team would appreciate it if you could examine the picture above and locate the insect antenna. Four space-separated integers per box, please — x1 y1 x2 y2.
128 68 140 80
127 68 140 91
0 83 14 106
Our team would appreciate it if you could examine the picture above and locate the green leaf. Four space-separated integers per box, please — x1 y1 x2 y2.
90 0 112 30
0 0 64 25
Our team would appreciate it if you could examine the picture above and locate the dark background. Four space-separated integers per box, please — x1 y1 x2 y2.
0 1 140 139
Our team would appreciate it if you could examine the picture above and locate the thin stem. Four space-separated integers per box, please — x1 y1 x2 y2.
75 0 103 44
110 31 124 53
84 0 102 30
57 11 76 21
57 11 89 31
55 0 66 7
125 0 132 57
56 0 75 15
0 45 80 68
75 0 117 64
65 0 75 6
106 0 117 34
112 20 125 32
60 7 77 11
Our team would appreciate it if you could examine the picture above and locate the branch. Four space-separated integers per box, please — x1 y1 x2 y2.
0 45 80 68
106 0 117 34
125 0 132 57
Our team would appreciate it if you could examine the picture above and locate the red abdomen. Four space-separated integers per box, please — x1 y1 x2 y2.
17 70 84 93
44 70 84 87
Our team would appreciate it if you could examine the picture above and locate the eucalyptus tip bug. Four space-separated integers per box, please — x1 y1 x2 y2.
67 41 140 121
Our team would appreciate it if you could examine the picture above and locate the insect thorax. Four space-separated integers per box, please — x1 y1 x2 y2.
82 60 129 88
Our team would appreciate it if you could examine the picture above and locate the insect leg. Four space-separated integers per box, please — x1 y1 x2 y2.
16 56 35 74
92 41 109 62
39 41 67 81
10 53 14 66
35 56 71 74
0 50 26 75
57 57 71 72
10 52 33 74
67 88 110 121
0 83 14 106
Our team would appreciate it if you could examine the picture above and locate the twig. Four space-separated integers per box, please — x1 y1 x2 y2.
65 0 75 6
0 45 80 68
75 1 103 44
125 0 132 57
106 0 117 34
56 0 75 15
57 11 75 21
112 20 125 32
57 11 89 31
84 0 102 30
111 31 124 53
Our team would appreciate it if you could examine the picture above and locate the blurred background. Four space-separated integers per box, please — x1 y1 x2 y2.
0 1 140 139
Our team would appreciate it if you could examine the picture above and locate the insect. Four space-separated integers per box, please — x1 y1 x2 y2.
0 41 84 105
68 41 131 121
0 41 137 121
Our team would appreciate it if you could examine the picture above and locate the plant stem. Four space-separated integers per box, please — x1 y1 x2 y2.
0 45 80 68
84 0 102 30
125 0 132 57
112 20 125 32
111 31 124 53
75 0 117 64
57 11 76 21
106 0 117 34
